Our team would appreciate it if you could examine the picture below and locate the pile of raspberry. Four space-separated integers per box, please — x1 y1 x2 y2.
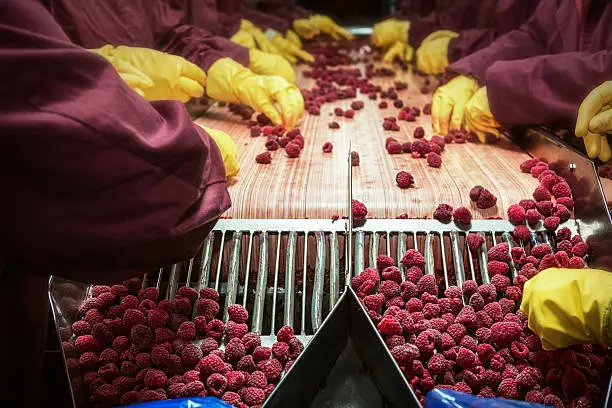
250 119 305 163
62 278 303 407
354 249 609 407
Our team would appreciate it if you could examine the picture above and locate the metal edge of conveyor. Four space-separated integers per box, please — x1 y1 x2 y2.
508 127 612 271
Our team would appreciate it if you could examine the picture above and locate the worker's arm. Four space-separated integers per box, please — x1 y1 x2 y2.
485 50 612 128
520 268 612 350
0 0 230 282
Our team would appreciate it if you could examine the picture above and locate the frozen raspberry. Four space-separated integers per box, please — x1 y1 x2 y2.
442 286 461 300
488 261 509 277
476 189 497 209
499 298 516 315
176 321 195 341
440 332 456 349
476 343 495 361
536 200 554 216
533 186 552 202
552 182 572 198
352 199 368 221
265 139 279 151
423 303 441 319
122 308 146 328
453 207 472 225
507 204 526 224
225 321 248 340
490 322 522 346
247 370 267 389
75 334 101 353
433 203 454 223
568 256 585 268
486 242 509 263
224 339 246 364
351 151 360 166
553 203 572 223
542 215 560 232
511 225 530 242
199 354 227 380
400 249 424 269
334 107 344 116
538 253 560 271
484 302 503 322
226 304 248 324
395 171 414 188
557 196 575 211
572 241 589 258
380 280 401 299
459 336 477 352
456 306 477 328
344 109 355 118
497 378 519 399
417 274 438 296
429 142 442 155
144 368 168 389
240 387 266 405
274 326 294 344
391 344 420 365
489 275 510 295
453 382 472 394
428 353 448 375
446 323 466 343
237 355 256 373
328 121 340 129
322 142 333 153
469 185 484 202
412 139 431 156
529 243 551 260
554 251 570 267
387 141 403 153
523 209 541 227
563 368 588 399
519 199 536 211
509 341 529 360
511 247 526 264
258 358 283 383
72 320 92 336
206 373 227 397
426 152 442 168
285 142 301 158
521 158 542 173
377 315 403 336
381 267 401 284
469 293 485 311
462 280 478 298
173 297 192 315
415 330 436 354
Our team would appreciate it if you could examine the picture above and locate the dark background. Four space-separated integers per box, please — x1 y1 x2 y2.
297 0 396 25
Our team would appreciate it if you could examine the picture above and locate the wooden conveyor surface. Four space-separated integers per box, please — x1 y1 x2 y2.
195 65 540 219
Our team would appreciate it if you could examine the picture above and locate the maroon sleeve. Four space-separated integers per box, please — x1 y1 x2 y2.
155 24 250 70
486 50 612 127
242 9 291 33
188 0 243 38
447 28 496 62
250 0 311 25
448 0 553 83
0 0 231 281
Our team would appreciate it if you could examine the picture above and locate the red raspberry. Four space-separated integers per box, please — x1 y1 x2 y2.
572 241 589 258
568 256 585 268
176 321 195 341
225 304 248 324
351 199 368 222
387 140 403 153
206 373 227 397
536 200 554 216
478 283 497 303
138 287 159 302
530 164 549 177
395 171 414 188
520 158 542 173
446 323 466 343
377 315 403 336
415 330 436 354
524 209 541 226
484 302 503 322
490 275 510 295
322 141 334 153
351 151 360 166
426 152 442 168
510 341 529 359
476 189 497 209
428 353 448 375
172 298 191 315
417 274 438 296
507 204 526 224
412 139 431 155
552 182 572 198
525 390 544 403
499 298 516 315
454 382 472 394
490 322 522 346
533 186 552 202
423 303 441 319
363 294 385 311
391 344 419 365
401 249 425 269
328 121 340 129
433 203 454 223
543 215 560 232
470 185 484 201
225 321 248 340
275 326 294 343
237 355 256 373
453 207 472 224
557 196 574 211
553 203 571 222
271 341 289 362
182 344 203 367
75 334 101 353
284 142 300 158
72 320 92 336
382 266 402 283
440 332 456 349
252 346 272 364
374 255 394 272
538 253 560 271
562 367 587 399
519 199 536 210
456 306 477 328
429 142 442 155
344 109 355 118
144 368 167 389
240 387 266 405
247 370 268 389
511 225 530 242
476 343 495 361
488 243 510 262
488 261 509 276
498 378 519 399
462 280 478 298
258 358 283 383
468 293 485 312
83 309 104 326
459 335 477 352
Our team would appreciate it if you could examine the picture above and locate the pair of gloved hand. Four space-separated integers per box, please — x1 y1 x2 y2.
576 81 612 163
431 75 501 142
371 18 413 63
521 267 612 350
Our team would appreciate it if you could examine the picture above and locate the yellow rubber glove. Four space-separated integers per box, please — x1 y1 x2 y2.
230 30 256 49
464 87 502 143
520 268 612 350
292 18 320 40
309 15 355 41
249 49 295 84
207 58 304 128
382 41 414 63
576 81 612 162
432 75 479 135
285 29 302 48
197 124 239 178
372 18 410 48
90 45 205 102
266 29 315 63
240 19 282 56
416 30 459 74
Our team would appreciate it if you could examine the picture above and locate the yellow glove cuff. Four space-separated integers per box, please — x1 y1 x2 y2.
421 30 459 45
240 19 255 31
206 58 253 103
200 125 239 178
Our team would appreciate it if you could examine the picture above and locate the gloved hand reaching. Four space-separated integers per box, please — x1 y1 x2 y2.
576 81 612 163
196 124 239 178
371 18 409 48
266 29 315 64
416 30 459 74
249 49 295 83
230 30 256 49
520 268 612 350
464 87 502 143
292 18 320 40
285 29 302 48
432 75 479 135
309 15 354 41
90 45 205 102
383 41 414 64
206 58 304 128
240 19 282 56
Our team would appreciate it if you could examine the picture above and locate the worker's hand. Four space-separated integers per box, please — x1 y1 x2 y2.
249 49 295 83
309 15 354 41
197 124 239 178
207 58 304 128
90 45 205 102
464 87 502 143
230 30 256 49
520 268 612 350
382 41 414 64
416 30 459 74
576 81 612 162
432 75 479 135
285 29 302 48
292 18 320 40
371 18 409 48
267 29 315 64
241 19 283 56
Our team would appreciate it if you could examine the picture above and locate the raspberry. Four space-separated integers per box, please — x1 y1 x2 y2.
237 355 256 373
521 158 542 173
562 367 587 399
328 121 340 129
511 225 530 243
173 297 191 315
531 243 551 259
206 373 227 397
536 200 554 216
350 151 360 166
462 280 478 298
241 387 266 405
175 321 195 341
321 141 334 153
250 125 262 137
533 186 552 202
271 342 290 363
476 189 497 209
538 253 560 271
433 203 454 223
387 140 403 153
519 199 536 210
553 250 570 268
572 241 589 258
478 283 497 303
417 274 438 296
352 199 368 222
401 249 425 269
543 215 560 232
476 343 495 361
531 164 549 178
453 207 472 224
423 303 441 319
75 334 101 353
507 204 526 224
428 353 448 375
391 344 420 365
552 182 572 198
526 209 541 226
557 196 575 211
113 335 132 355
499 298 516 315
381 280 402 298
459 336 477 352
139 287 159 302
490 322 522 346
285 142 301 158
498 378 519 399
84 309 104 326
226 321 248 340
463 365 486 388
119 295 139 311
426 152 442 168
377 315 403 336
342 109 355 118
182 344 202 367
258 358 283 383
382 266 402 284
568 256 585 268
334 107 344 117
456 306 477 328
467 294 484 312
469 185 484 202
478 386 496 398
412 139 431 156
144 368 167 389
454 382 472 394
415 331 436 354
484 302 503 322
72 320 92 336
446 323 466 343
488 260 509 277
